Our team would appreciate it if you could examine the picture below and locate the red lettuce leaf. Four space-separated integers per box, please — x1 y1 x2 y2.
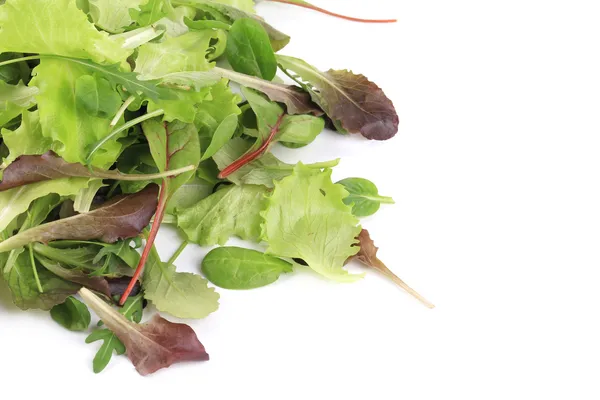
277 55 399 140
80 288 209 376
354 229 434 308
0 152 194 191
0 184 159 253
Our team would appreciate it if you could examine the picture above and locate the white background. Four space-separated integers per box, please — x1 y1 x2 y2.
1 1 600 399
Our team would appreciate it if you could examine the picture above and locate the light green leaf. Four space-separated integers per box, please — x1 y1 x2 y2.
88 0 146 33
0 178 90 232
0 0 131 64
50 296 91 331
74 75 122 119
194 79 242 133
213 137 338 187
143 245 219 319
30 59 125 168
200 113 238 161
262 164 363 282
1 110 53 167
177 183 267 245
211 0 254 13
165 177 212 214
135 30 219 80
73 179 106 213
130 0 170 26
336 177 395 217
0 80 38 127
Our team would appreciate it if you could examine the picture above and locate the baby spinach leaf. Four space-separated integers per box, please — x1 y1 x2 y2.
277 55 399 140
336 177 394 217
85 294 143 373
143 245 220 319
0 184 159 253
262 163 363 282
176 183 267 245
81 288 209 376
353 229 434 308
226 18 277 80
50 296 91 331
202 246 292 289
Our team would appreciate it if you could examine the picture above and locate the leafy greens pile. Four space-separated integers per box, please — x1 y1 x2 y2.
0 0 430 376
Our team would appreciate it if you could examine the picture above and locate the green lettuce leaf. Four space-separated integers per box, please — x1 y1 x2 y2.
0 111 53 168
0 178 90 232
0 0 131 64
88 0 146 33
135 30 219 80
261 164 363 282
0 80 38 127
30 59 125 167
143 245 219 319
176 183 267 245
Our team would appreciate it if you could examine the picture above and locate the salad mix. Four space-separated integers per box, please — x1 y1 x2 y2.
0 0 431 375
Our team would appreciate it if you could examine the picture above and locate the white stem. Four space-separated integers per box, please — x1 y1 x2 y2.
110 96 136 128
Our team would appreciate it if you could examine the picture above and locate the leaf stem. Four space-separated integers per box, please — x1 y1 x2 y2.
29 244 44 293
373 259 434 309
265 0 397 23
218 113 286 179
0 55 41 68
93 164 196 181
378 196 395 204
110 96 136 128
119 180 168 306
166 241 188 266
87 109 165 164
